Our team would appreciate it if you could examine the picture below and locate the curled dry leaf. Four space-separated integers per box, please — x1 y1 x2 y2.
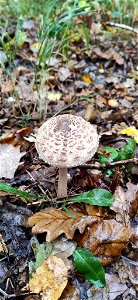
28 208 100 242
0 127 32 145
29 256 68 300
111 183 138 224
94 47 124 65
75 219 135 266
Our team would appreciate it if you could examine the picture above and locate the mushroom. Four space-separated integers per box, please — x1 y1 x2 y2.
35 114 99 198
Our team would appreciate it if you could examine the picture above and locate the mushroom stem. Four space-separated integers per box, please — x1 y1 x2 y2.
57 167 68 198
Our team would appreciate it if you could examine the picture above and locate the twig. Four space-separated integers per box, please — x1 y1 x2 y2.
104 22 138 34
0 289 34 299
121 255 138 266
80 157 138 170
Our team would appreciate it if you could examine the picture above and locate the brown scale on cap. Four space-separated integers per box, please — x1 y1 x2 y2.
36 114 99 198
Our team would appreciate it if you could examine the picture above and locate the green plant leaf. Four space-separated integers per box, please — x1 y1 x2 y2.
98 139 136 164
0 182 40 200
99 146 119 164
29 236 52 276
117 138 136 160
73 247 106 288
70 188 114 206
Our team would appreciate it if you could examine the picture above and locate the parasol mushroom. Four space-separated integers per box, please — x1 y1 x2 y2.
35 114 99 198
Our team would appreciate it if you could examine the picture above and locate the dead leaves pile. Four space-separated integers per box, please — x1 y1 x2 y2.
27 200 136 299
28 200 135 267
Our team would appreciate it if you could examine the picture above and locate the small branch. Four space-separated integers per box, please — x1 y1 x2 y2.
80 157 138 170
104 22 138 34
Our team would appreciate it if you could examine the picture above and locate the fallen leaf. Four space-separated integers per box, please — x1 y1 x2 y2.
94 47 124 65
81 75 92 84
88 273 136 300
88 273 129 300
60 283 80 300
0 233 8 253
108 99 119 107
58 67 71 81
28 207 99 242
0 127 32 145
90 22 101 35
116 259 138 291
29 236 52 275
22 19 35 29
111 184 138 224
0 143 25 179
75 219 135 266
0 128 31 179
46 91 62 102
118 126 138 143
51 237 77 269
1 80 14 93
28 256 68 300
73 247 106 288
125 182 138 217
84 103 97 122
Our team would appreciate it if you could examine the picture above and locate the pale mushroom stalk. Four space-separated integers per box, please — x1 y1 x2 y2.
58 167 67 198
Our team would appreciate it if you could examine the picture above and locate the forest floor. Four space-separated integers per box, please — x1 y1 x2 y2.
0 8 138 300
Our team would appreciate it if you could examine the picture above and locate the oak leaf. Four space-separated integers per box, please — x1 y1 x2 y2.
111 183 138 224
28 208 99 242
29 256 68 300
75 219 135 266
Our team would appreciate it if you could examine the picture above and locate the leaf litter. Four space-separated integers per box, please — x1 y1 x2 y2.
0 5 138 300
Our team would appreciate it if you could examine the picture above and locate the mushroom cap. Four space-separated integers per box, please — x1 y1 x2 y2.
35 114 99 167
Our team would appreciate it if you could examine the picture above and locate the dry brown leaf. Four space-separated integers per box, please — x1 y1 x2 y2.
29 256 68 300
60 283 80 300
115 259 138 291
88 273 129 300
51 237 77 269
58 67 71 81
111 183 138 224
75 219 135 266
1 80 14 93
28 208 99 242
94 47 124 65
90 22 102 35
0 127 32 145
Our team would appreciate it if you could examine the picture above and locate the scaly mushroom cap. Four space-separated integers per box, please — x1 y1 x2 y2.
36 114 99 167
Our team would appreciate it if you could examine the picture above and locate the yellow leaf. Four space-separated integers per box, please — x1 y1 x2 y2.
47 91 61 102
29 256 68 300
81 75 92 84
108 99 118 107
32 42 40 51
118 126 138 143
